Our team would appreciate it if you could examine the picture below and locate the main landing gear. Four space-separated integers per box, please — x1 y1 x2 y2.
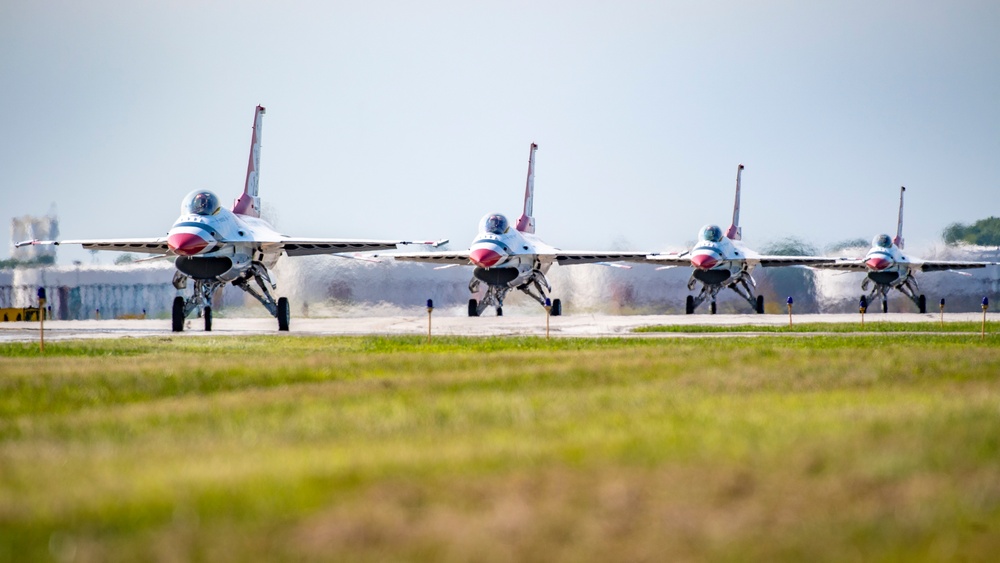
684 271 764 314
467 269 562 317
861 275 927 314
171 263 291 332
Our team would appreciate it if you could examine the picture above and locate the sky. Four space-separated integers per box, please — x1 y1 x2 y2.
2 0 998 265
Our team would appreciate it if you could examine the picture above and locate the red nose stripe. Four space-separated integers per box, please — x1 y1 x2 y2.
691 254 718 270
865 257 891 271
168 233 210 256
470 248 503 268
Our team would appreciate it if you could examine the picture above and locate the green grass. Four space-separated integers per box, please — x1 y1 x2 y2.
635 320 997 333
2 335 999 562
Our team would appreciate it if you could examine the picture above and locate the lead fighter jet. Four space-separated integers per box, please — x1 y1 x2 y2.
18 106 442 331
385 143 655 316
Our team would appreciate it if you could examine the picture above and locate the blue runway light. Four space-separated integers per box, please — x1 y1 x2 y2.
37 287 46 300
786 296 793 305
426 299 433 309
545 298 551 307
983 297 989 308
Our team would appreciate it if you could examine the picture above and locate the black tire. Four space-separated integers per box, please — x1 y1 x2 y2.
277 297 290 331
881 299 888 314
710 301 717 315
204 306 212 332
468 299 479 317
755 295 764 314
551 298 562 317
918 294 927 314
172 296 185 332
685 295 695 315
496 306 503 317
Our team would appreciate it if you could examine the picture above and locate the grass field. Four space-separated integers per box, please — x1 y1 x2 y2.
635 320 997 333
2 335 999 562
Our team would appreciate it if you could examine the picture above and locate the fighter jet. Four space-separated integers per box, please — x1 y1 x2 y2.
17 105 442 331
812 186 994 313
646 164 834 314
384 143 654 316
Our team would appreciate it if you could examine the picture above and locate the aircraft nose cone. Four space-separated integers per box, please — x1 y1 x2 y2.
168 232 211 256
691 253 718 270
470 248 504 268
865 256 891 271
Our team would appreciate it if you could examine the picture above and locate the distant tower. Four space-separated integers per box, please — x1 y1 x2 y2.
10 205 59 263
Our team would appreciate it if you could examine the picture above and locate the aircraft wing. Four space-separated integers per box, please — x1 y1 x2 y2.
811 258 995 272
381 251 472 265
15 238 169 254
645 254 693 266
912 259 994 272
809 259 868 271
755 256 837 267
551 251 656 266
265 238 444 257
380 250 658 267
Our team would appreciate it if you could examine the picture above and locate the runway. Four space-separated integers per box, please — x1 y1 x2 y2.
1 312 996 342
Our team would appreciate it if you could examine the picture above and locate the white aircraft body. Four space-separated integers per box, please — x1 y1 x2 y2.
813 186 994 313
17 106 441 331
385 143 654 316
646 164 834 314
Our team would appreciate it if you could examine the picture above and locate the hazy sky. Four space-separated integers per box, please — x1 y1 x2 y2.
2 0 998 265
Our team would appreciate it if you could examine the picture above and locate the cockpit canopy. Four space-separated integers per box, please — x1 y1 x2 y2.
699 224 723 243
181 190 221 216
479 213 509 235
873 234 892 248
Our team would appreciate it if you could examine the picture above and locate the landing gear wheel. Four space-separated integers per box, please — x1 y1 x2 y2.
685 295 695 315
172 296 184 332
710 301 717 315
881 299 888 314
496 306 503 317
755 295 764 314
468 299 479 317
551 299 562 317
277 297 290 331
918 294 927 314
204 306 212 332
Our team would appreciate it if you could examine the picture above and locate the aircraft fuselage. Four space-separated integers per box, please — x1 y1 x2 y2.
689 238 752 284
167 207 282 282
468 229 553 288
862 245 911 287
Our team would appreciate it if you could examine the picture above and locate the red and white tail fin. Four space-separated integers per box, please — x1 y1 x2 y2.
233 105 265 217
724 164 744 240
515 143 538 233
893 185 905 249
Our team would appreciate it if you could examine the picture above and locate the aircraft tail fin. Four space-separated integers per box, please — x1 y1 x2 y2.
233 105 266 217
515 143 538 233
724 164 744 240
893 185 905 249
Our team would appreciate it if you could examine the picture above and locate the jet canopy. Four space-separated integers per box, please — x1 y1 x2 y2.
480 213 510 235
182 190 221 216
699 224 724 243
873 234 892 248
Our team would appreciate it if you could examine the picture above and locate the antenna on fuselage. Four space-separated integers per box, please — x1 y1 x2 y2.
725 164 744 241
893 186 905 249
515 143 538 234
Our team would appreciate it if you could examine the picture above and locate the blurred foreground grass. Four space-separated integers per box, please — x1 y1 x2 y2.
2 335 999 562
635 320 997 333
